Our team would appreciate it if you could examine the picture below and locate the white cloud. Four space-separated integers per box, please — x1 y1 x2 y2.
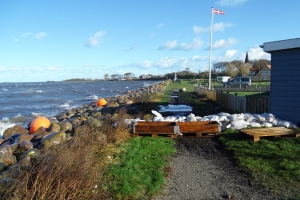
141 60 152 68
194 22 234 34
13 38 18 42
242 47 271 60
47 66 59 71
212 38 238 49
158 37 203 51
225 50 237 58
192 55 209 61
86 31 106 47
156 57 176 68
0 67 8 72
216 0 248 7
34 32 47 40
21 32 32 37
124 44 138 51
156 23 165 29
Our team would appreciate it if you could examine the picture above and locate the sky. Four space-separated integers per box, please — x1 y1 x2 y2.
1 0 300 82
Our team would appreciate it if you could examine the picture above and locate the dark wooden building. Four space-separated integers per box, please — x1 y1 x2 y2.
261 38 300 123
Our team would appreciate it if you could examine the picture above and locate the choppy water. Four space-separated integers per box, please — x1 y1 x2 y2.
0 80 159 138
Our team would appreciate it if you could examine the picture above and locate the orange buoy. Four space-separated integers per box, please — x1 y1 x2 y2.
30 117 51 134
97 98 107 106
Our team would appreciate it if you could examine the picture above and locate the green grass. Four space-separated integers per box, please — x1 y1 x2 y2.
159 79 196 103
219 129 300 197
106 137 176 199
229 91 270 97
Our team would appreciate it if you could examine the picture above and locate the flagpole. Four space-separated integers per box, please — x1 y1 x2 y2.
209 7 213 90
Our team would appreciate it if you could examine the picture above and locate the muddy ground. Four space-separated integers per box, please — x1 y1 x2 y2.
152 137 283 200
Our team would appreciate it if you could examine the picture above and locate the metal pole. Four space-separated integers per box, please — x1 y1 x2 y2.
209 7 214 90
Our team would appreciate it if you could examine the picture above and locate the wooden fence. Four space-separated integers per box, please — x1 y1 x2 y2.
194 86 270 114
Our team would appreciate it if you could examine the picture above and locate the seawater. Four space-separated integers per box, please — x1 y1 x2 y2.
0 80 159 138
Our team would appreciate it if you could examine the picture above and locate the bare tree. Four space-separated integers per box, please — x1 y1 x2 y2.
239 63 251 76
227 63 237 77
104 73 109 80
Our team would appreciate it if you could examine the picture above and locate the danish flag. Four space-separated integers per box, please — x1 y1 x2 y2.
213 9 225 15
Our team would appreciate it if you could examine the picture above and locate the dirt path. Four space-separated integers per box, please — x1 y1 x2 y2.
152 138 282 200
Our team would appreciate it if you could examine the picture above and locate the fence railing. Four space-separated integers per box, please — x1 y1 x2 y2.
194 86 270 114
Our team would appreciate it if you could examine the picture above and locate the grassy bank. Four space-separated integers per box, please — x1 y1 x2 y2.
219 128 300 198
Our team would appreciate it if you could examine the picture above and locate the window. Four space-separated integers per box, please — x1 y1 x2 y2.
261 71 267 75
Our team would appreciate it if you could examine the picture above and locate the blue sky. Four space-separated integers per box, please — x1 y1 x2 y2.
1 0 299 82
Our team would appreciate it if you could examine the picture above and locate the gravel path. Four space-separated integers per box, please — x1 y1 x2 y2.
152 138 282 200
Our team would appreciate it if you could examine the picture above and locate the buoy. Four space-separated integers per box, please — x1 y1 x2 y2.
30 117 51 134
97 98 107 106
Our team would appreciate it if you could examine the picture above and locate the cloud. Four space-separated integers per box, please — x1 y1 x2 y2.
124 44 138 51
225 50 237 58
148 33 155 37
86 31 106 47
156 57 176 68
158 37 203 51
34 32 47 40
216 0 248 7
0 67 8 72
13 38 18 42
212 38 238 49
47 66 59 71
156 23 165 29
21 32 32 37
242 46 271 60
141 60 152 68
193 22 235 34
192 55 209 61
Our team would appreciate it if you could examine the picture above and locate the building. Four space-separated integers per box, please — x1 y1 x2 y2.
248 65 271 81
261 38 300 123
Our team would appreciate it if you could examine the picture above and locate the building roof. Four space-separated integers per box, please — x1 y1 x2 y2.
261 38 300 52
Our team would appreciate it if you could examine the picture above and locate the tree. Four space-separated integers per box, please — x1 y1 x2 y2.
252 59 271 70
104 73 109 80
124 72 133 79
239 63 251 76
227 63 237 77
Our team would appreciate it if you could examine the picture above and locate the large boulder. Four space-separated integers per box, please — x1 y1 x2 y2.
40 131 66 148
3 126 29 139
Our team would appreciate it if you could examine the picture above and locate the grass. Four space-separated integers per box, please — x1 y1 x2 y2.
219 128 300 198
105 137 176 200
229 91 270 97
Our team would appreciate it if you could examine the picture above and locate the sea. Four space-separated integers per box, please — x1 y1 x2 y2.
0 80 160 138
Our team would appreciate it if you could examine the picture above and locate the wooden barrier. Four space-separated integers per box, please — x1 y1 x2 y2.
132 121 220 138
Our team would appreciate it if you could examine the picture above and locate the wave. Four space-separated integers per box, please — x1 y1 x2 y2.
28 88 43 93
56 100 73 108
1 88 8 91
81 95 98 101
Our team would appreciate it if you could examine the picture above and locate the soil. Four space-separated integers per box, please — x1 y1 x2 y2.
151 92 284 200
151 138 282 200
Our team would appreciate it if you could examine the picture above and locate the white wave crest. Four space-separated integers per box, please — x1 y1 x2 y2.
82 95 98 101
28 88 43 93
1 88 8 91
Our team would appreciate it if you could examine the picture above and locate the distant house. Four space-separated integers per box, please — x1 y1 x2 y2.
261 38 300 123
248 65 271 81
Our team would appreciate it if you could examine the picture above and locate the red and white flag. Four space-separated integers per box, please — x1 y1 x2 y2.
213 9 225 15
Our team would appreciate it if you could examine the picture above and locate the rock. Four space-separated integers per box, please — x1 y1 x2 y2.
107 101 119 107
85 117 102 129
40 131 66 148
19 141 33 150
3 126 29 139
17 134 34 145
59 122 72 132
0 163 6 172
19 148 41 167
0 134 21 146
48 123 61 133
0 153 16 166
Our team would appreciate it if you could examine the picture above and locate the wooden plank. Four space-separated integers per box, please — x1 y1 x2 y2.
240 127 299 142
177 121 219 134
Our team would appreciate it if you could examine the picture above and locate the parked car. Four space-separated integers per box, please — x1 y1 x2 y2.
223 76 251 88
